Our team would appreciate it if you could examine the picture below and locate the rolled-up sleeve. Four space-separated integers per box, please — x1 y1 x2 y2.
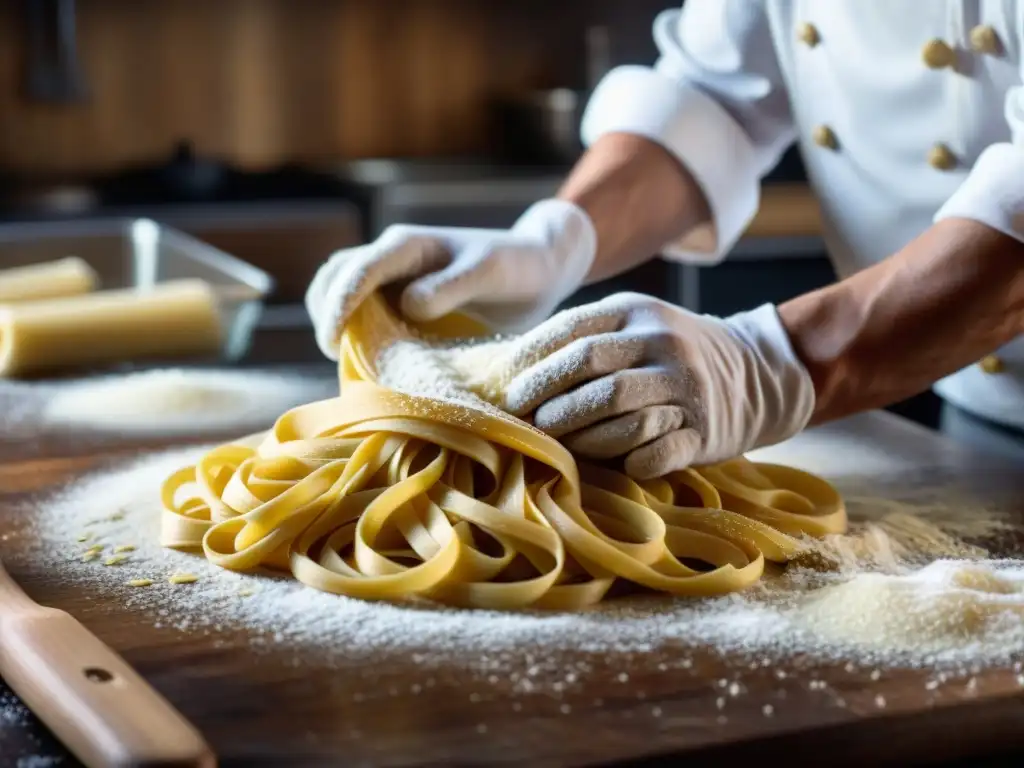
581 1 796 264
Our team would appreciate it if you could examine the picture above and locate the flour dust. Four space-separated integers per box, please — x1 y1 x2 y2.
8 446 1023 694
1 367 335 437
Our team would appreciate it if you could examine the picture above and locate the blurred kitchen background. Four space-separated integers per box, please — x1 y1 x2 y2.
0 0 939 427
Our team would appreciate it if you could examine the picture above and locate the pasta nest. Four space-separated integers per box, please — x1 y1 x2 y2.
161 294 846 609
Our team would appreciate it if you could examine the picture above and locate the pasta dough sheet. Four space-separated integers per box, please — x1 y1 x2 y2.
0 257 98 303
162 294 847 610
0 279 223 377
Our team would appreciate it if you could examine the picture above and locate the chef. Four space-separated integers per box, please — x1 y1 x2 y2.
306 0 1024 478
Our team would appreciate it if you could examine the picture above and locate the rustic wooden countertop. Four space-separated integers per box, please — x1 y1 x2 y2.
0 373 1021 766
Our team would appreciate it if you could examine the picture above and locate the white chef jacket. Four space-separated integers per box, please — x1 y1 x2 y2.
581 0 1024 431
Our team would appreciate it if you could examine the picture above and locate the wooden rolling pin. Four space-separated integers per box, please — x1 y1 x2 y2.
0 559 215 767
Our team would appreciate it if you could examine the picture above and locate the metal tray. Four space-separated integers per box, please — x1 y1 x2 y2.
0 218 274 361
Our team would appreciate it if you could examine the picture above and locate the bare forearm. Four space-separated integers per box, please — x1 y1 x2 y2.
779 218 1024 424
557 133 711 284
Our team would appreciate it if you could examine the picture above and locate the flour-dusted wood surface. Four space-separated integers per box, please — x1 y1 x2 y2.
0 405 1023 767
0 558 214 768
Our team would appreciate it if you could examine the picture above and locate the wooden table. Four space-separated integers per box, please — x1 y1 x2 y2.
0 407 1023 767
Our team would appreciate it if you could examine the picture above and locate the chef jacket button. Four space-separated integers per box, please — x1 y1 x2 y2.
969 25 1000 55
812 125 838 150
979 355 1004 374
928 143 957 170
922 38 956 68
797 22 820 47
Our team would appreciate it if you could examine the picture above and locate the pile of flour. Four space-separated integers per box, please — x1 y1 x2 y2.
3 368 335 436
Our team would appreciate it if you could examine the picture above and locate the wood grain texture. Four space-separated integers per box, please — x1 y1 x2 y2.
0 566 214 768
0 0 669 175
0 371 1022 766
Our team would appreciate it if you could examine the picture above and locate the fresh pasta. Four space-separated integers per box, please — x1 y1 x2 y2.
160 294 846 609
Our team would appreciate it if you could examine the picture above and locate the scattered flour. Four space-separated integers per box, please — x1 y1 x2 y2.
375 338 509 412
15 757 63 768
790 561 1024 657
9 446 1023 680
374 336 557 437
374 333 546 416
373 309 598 414
28 368 335 435
0 690 31 728
1 689 64 766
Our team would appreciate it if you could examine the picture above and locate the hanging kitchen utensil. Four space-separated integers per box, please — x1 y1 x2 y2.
23 0 88 103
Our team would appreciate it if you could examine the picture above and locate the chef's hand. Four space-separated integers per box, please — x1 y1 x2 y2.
503 293 815 479
305 199 597 360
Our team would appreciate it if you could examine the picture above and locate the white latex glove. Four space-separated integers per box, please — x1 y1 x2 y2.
503 293 815 479
305 199 597 360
